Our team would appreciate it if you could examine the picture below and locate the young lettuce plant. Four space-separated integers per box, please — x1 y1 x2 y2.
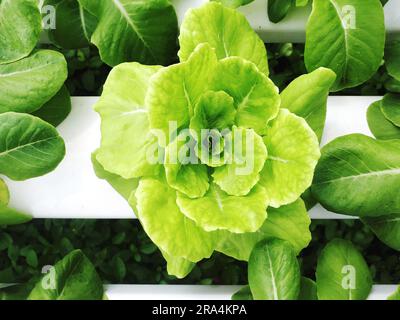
233 238 372 300
93 2 321 278
0 250 104 300
0 0 68 225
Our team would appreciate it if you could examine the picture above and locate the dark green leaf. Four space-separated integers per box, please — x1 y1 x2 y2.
32 85 71 127
316 239 372 300
0 113 65 180
232 285 253 300
268 0 294 23
312 134 400 217
248 239 300 300
28 249 104 300
367 100 400 140
44 0 97 49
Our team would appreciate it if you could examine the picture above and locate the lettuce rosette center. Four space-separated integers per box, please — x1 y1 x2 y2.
92 2 320 278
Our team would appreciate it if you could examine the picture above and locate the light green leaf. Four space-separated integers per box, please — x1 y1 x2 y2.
305 0 385 91
211 0 254 9
45 0 97 49
0 50 68 114
161 250 195 279
78 0 178 66
248 238 301 300
312 134 400 217
28 250 104 300
212 127 267 196
362 214 400 251
190 91 236 135
210 57 280 134
177 183 269 233
0 178 9 205
164 134 209 198
91 151 139 202
179 2 269 75
381 93 400 127
259 109 320 208
299 277 317 300
367 100 400 140
280 67 336 141
388 286 400 300
267 0 294 24
95 62 162 179
32 85 71 127
0 113 65 181
0 0 42 64
148 43 218 146
232 285 253 300
216 199 311 260
385 40 400 81
135 175 216 262
316 239 372 300
0 204 32 226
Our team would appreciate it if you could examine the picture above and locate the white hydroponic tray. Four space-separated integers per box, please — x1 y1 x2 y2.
6 96 377 220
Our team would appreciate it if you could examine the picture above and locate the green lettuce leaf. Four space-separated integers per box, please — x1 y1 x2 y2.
0 0 41 64
280 67 336 141
45 0 97 49
312 134 400 217
216 199 311 260
248 239 301 300
95 62 163 179
381 93 400 127
78 0 178 66
135 175 216 262
177 183 268 233
28 250 103 300
298 277 317 300
316 239 372 300
161 250 195 279
259 109 320 207
164 134 209 198
148 43 218 146
0 50 68 114
210 57 280 134
0 113 65 181
32 85 71 127
91 151 139 202
212 127 267 196
385 40 400 81
362 214 400 251
305 0 385 91
367 100 400 140
179 2 269 75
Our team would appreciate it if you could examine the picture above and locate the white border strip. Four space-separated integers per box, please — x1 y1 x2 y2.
104 284 397 300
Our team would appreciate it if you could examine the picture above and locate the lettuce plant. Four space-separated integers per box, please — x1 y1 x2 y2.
0 0 68 226
234 237 372 300
93 2 321 277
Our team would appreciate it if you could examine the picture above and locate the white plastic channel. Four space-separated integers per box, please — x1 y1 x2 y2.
103 284 397 300
6 95 378 220
172 0 400 42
